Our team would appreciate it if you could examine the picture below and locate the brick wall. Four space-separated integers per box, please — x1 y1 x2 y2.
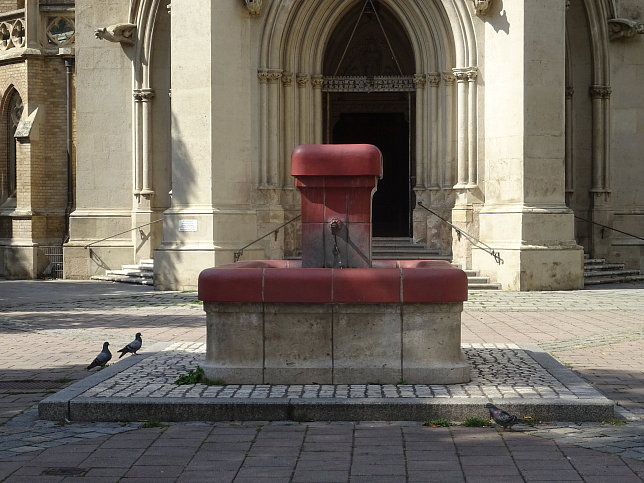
0 1 24 13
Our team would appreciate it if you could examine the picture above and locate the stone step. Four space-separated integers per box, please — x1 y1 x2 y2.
584 269 640 278
121 264 154 272
91 274 154 286
468 282 503 290
584 262 625 271
105 269 153 278
584 274 644 285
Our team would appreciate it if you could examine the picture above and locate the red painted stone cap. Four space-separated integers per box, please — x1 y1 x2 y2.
291 144 383 178
198 260 467 303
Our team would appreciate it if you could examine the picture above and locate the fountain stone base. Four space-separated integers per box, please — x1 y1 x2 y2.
199 260 470 385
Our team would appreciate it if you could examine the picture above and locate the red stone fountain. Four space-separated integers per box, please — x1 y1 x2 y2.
198 144 470 384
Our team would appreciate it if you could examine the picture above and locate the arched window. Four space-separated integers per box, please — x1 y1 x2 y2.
6 91 22 198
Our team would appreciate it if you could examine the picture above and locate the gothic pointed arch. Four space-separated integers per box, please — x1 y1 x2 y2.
255 0 479 206
0 86 22 204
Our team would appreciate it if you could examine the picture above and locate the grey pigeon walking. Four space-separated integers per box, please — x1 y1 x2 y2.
87 342 111 370
117 332 142 358
485 403 519 431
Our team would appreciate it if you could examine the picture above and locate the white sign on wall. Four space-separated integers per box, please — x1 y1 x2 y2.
178 219 198 232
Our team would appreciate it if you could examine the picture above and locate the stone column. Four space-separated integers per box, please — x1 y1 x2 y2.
466 68 478 188
428 73 441 188
413 74 426 189
140 88 155 196
311 75 324 143
132 90 143 195
454 69 469 189
472 0 583 290
564 86 574 206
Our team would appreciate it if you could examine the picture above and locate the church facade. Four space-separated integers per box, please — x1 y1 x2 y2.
2 0 643 291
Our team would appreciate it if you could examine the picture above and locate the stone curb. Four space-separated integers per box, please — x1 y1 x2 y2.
39 340 615 424
38 342 172 421
62 396 614 423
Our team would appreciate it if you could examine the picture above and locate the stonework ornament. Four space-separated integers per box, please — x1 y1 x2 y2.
608 18 644 41
472 0 493 16
94 23 137 46
244 0 262 17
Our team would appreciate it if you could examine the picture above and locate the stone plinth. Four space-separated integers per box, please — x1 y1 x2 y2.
291 144 382 268
199 260 470 385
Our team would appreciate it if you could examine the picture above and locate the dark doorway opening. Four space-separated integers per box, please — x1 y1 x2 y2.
332 110 411 237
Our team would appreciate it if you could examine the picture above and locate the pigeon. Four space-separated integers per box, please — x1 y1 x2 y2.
117 332 142 358
87 342 111 370
485 403 519 431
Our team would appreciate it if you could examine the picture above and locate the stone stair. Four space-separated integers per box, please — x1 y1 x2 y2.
584 256 644 286
372 237 501 290
372 237 451 261
91 259 154 286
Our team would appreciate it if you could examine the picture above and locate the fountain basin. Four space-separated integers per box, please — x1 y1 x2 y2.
198 260 470 385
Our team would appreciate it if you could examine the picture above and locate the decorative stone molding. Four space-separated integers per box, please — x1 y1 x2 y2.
413 74 426 89
139 88 155 101
0 17 25 51
608 18 644 41
46 15 75 47
243 0 262 17
566 86 574 98
258 69 282 83
472 0 493 16
296 73 309 87
95 23 137 46
281 71 293 87
453 69 469 83
311 74 324 89
322 75 415 92
589 85 611 99
442 72 456 86
427 73 441 87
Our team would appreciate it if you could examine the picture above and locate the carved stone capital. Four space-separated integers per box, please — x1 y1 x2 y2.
95 23 137 46
608 18 644 41
133 89 143 102
281 72 293 87
442 72 456 86
453 68 469 83
427 73 441 87
258 69 282 83
243 0 262 17
139 88 155 101
466 67 478 82
566 86 574 98
589 85 611 99
296 73 309 87
311 75 324 89
413 74 426 88
472 0 493 16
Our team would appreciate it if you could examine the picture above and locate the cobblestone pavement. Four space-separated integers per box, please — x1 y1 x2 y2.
0 280 643 481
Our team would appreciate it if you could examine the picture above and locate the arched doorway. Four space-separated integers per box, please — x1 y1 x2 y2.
323 0 415 237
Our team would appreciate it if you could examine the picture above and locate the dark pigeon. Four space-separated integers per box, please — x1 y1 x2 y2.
485 403 519 431
87 342 111 370
117 332 142 358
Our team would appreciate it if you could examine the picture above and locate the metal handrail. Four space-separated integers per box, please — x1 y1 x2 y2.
417 201 504 265
234 214 302 262
83 219 162 249
574 215 644 242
